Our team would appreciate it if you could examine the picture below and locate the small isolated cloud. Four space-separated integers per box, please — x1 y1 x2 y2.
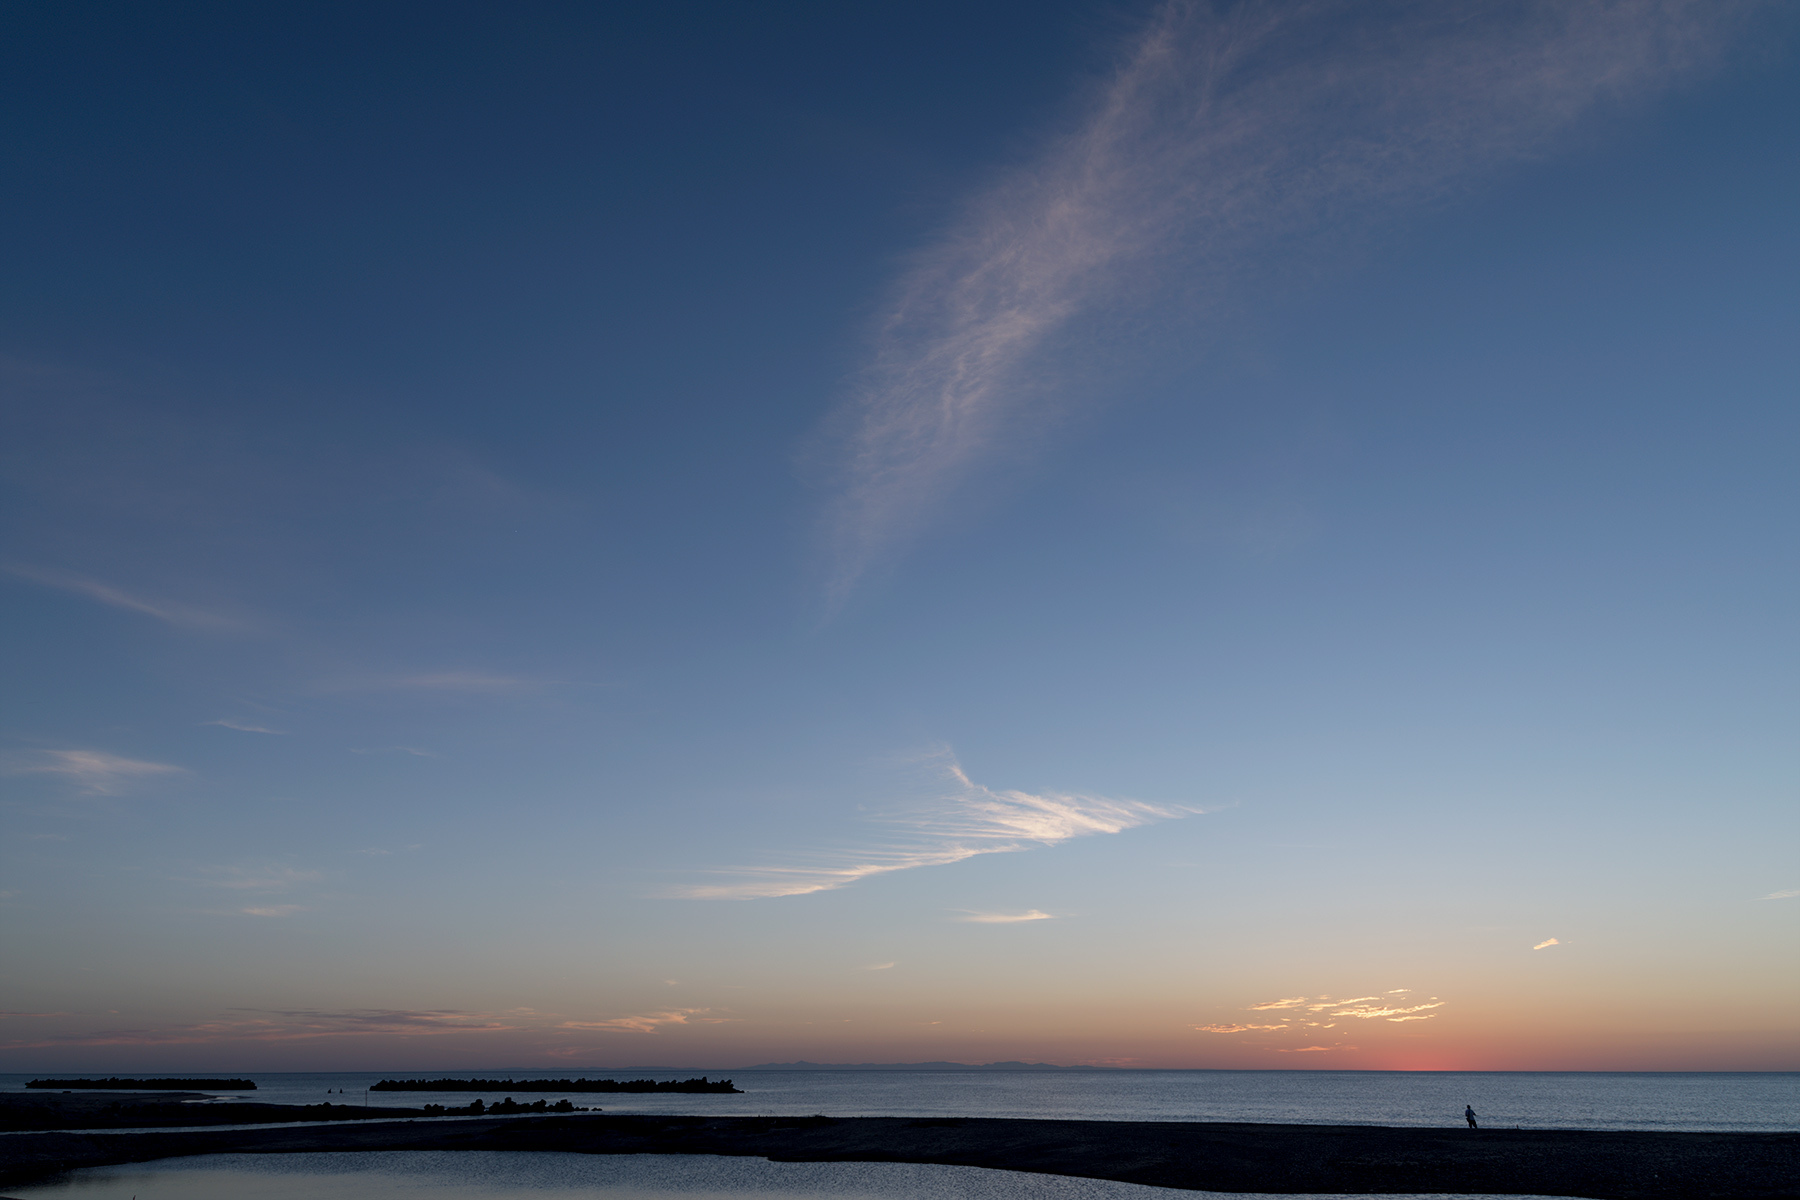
240 905 305 918
2 749 186 795
559 1009 722 1034
351 746 436 757
1762 889 1799 901
205 719 285 734
2 564 255 633
674 749 1194 900
1533 938 1561 950
953 909 1055 923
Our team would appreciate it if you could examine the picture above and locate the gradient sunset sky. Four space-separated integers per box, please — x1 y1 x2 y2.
2 0 1795 1073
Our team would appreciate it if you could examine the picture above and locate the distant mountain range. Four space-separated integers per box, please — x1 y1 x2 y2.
447 1061 1120 1073
743 1060 1112 1071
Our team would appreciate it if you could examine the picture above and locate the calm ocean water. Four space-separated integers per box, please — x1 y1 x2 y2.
3 1069 1795 1132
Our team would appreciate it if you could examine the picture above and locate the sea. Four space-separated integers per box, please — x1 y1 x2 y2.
4 1068 1794 1132
5 1070 1795 1200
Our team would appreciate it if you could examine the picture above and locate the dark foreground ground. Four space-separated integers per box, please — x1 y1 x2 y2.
2 1109 1796 1199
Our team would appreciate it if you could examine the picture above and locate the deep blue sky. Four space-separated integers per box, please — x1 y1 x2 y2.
1 0 1795 1070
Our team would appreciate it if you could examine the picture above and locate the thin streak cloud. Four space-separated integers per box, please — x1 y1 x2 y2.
2 563 253 632
953 909 1057 923
205 718 286 734
1533 937 1562 949
558 1009 729 1033
673 751 1192 899
819 0 1760 601
1 749 187 795
325 671 545 694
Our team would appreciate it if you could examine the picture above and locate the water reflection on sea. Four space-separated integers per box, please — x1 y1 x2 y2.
2 1150 1568 1200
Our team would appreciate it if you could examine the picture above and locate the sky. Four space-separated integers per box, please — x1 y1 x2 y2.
1 0 1795 1073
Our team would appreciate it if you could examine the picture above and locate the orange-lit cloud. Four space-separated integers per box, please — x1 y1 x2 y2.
1192 1023 1287 1033
1330 1001 1445 1020
1533 937 1561 949
1201 991 1447 1041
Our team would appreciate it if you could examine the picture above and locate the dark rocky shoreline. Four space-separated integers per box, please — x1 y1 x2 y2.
2 1109 1795 1198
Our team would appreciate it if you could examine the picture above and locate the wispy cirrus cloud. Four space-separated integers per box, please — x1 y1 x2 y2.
1762 889 1799 900
2 563 255 632
1533 937 1562 949
1192 1023 1286 1033
952 909 1056 923
1 749 186 795
818 0 1764 602
673 750 1192 899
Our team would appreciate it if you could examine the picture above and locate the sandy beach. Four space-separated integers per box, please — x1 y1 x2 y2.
3 1104 1795 1199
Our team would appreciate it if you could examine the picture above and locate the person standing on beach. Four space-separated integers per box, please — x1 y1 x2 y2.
1465 1105 1478 1129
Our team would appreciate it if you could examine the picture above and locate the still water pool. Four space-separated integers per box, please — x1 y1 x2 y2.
4 1151 1564 1200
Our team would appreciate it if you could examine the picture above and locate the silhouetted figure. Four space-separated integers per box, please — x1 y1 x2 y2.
1465 1105 1478 1129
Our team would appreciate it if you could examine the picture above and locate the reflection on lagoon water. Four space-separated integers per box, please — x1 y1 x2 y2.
6 1151 1565 1200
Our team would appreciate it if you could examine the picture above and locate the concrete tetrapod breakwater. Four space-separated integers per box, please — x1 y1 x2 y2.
2 1112 1796 1198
